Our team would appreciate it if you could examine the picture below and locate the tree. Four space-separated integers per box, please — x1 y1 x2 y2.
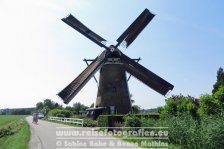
214 85 224 101
65 106 73 111
35 99 62 114
198 68 224 117
214 85 224 110
198 94 221 117
90 103 94 108
54 103 59 108
157 106 164 113
212 67 224 94
124 114 141 127
160 94 198 118
198 85 224 117
43 99 54 109
132 105 141 114
130 93 135 105
36 102 44 111
48 109 72 118
73 102 88 113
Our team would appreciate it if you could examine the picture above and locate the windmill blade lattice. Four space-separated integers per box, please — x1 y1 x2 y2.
121 52 174 96
58 50 109 104
62 14 108 48
116 9 155 48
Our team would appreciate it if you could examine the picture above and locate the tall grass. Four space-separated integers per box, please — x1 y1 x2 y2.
155 113 224 149
198 116 224 149
0 116 30 149
156 113 199 148
123 113 224 149
2 120 30 149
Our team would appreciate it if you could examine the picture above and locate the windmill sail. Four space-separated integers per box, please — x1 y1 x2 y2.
58 50 108 104
62 14 108 48
116 9 154 48
121 52 174 96
59 8 174 111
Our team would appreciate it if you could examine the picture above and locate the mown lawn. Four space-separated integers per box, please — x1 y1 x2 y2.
0 115 30 149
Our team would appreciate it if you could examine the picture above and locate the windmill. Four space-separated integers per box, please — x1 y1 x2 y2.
58 8 174 114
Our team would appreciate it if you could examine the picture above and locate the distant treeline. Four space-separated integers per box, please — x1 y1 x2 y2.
0 108 35 115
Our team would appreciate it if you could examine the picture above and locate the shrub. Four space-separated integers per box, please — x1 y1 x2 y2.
71 114 84 119
98 115 124 127
97 115 109 127
83 119 98 127
56 113 64 117
0 128 14 138
132 105 141 114
97 114 159 127
140 117 156 127
47 109 73 118
160 95 198 118
124 114 141 127
198 94 221 117
213 85 224 108
136 113 160 119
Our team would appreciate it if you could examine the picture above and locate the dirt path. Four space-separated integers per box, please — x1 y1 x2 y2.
26 116 140 149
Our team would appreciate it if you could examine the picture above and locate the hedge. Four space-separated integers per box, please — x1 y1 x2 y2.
98 113 159 127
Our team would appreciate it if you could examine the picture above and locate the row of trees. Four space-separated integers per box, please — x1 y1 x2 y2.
0 108 35 115
36 99 62 114
160 67 224 118
36 99 90 116
36 93 140 116
64 102 89 114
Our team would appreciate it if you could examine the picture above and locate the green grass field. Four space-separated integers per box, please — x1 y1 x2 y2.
0 115 30 149
0 115 24 126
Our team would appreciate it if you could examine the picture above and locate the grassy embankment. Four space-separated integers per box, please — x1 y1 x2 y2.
0 115 30 149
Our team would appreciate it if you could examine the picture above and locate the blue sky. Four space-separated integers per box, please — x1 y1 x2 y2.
0 0 223 109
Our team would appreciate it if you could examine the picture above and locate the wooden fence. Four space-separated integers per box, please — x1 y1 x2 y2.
48 116 83 127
